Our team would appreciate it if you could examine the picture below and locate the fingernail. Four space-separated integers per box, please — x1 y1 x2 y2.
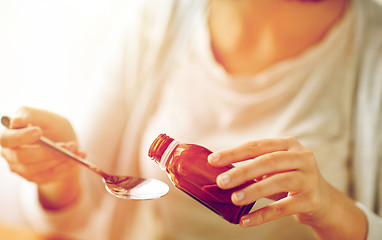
232 191 245 203
31 128 41 138
241 217 251 226
209 153 220 163
217 174 230 186
68 144 77 152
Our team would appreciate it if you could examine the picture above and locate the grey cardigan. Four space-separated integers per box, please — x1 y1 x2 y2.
352 0 382 238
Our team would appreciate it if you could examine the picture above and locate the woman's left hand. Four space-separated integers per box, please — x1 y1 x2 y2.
208 137 332 227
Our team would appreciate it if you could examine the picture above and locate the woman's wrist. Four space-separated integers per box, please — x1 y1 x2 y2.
37 168 81 211
301 181 367 240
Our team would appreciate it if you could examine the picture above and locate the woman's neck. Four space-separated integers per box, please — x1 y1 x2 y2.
208 0 349 75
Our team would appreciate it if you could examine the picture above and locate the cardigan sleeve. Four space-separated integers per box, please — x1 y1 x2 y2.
356 202 382 240
352 1 382 240
19 171 96 238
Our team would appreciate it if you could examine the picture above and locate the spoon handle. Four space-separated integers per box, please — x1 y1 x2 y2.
1 116 107 178
39 136 107 177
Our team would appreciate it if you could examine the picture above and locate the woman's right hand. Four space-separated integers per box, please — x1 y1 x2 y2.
0 107 85 209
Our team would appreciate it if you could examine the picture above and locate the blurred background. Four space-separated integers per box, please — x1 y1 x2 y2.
0 0 382 232
0 0 131 229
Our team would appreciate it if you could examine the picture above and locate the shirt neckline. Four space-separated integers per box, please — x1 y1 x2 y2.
191 0 355 83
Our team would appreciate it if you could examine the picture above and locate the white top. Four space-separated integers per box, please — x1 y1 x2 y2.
19 0 382 239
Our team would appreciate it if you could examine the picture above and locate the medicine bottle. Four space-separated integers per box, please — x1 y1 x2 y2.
148 134 255 224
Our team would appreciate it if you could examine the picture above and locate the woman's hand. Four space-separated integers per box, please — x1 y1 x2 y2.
208 137 367 239
0 106 85 210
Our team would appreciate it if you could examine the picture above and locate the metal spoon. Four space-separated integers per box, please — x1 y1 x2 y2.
1 116 169 200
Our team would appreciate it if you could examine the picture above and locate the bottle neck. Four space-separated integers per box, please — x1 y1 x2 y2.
159 139 179 170
148 134 179 170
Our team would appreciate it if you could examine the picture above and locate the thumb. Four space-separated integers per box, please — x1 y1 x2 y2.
0 127 42 148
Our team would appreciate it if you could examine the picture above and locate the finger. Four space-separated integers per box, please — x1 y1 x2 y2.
11 106 53 129
216 151 304 189
21 141 80 163
33 161 78 184
62 141 81 155
0 127 42 148
78 151 87 159
3 143 78 184
208 137 299 166
8 156 73 177
2 145 52 164
17 161 77 184
2 143 75 165
57 142 87 160
231 171 303 205
240 196 297 227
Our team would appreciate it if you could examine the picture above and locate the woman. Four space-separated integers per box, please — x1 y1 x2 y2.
1 0 381 239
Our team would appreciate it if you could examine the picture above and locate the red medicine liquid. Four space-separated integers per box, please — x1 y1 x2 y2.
148 134 255 224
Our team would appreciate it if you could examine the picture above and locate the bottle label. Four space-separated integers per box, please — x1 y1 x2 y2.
159 140 180 170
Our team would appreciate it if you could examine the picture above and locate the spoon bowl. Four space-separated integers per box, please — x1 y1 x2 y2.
1 116 169 200
103 175 169 200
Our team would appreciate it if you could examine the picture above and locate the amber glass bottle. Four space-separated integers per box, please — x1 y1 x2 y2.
148 134 255 224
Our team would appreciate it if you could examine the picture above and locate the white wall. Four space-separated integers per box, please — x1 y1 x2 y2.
0 0 127 118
